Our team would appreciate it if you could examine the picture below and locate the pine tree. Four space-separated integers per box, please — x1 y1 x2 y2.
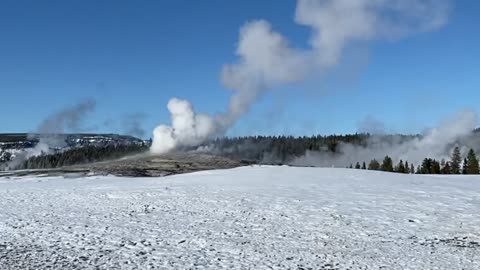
466 149 479 174
451 146 462 174
349 164 353 169
381 156 394 172
368 159 380 170
397 160 406 173
361 162 366 170
462 158 468 174
431 160 441 174
355 162 361 169
410 163 415 174
441 161 451 174
405 161 410 174
420 158 433 174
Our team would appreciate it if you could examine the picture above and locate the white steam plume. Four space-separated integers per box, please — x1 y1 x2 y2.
151 0 450 154
151 98 215 153
292 110 478 167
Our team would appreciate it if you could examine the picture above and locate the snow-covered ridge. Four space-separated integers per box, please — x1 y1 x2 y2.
0 133 149 164
1 166 479 269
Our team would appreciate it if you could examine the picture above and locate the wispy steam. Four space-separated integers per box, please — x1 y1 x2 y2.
37 98 96 134
102 113 147 138
292 110 478 167
122 113 147 138
357 115 387 135
151 0 451 154
5 99 97 170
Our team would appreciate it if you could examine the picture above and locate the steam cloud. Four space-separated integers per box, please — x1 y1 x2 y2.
292 110 479 167
35 98 97 150
151 0 451 154
6 99 97 170
37 98 97 134
122 113 147 138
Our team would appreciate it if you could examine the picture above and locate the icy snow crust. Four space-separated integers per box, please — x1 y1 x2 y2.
1 166 479 269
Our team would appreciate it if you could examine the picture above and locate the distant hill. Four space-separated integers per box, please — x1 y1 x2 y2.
0 133 147 146
0 133 151 166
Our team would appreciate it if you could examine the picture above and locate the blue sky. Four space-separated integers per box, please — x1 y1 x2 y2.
0 0 479 138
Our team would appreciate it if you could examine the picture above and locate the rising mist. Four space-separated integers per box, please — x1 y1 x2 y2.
151 0 451 155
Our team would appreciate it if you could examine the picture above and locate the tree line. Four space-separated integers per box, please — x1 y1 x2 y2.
349 147 480 174
15 144 148 170
11 132 480 175
200 133 416 163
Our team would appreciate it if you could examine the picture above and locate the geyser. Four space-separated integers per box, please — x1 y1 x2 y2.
151 0 451 155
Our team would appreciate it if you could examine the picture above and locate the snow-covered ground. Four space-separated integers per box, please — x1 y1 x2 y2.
1 166 479 269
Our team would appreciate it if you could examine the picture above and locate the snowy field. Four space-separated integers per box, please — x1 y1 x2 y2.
1 166 479 269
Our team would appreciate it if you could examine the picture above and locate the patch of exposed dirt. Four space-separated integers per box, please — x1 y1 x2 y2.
0 152 255 178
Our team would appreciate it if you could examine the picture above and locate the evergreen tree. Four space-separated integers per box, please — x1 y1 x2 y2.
466 149 480 174
381 156 394 172
420 158 433 174
441 161 451 174
349 164 353 169
405 161 409 174
399 160 406 173
451 146 462 174
410 163 415 174
355 162 361 169
16 144 149 170
362 162 366 170
368 159 380 170
462 158 468 174
431 160 441 174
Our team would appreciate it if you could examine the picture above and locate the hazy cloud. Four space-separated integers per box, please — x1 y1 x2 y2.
37 98 96 134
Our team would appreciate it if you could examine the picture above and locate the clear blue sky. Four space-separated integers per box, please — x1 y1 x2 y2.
1 0 479 138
